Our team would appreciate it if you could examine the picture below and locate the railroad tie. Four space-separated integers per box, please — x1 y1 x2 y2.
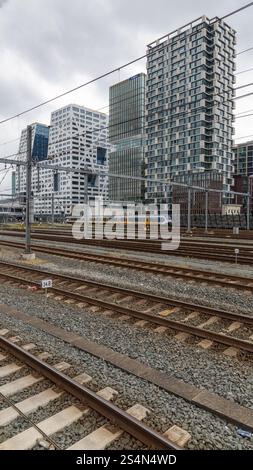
0 372 93 426
0 360 70 398
0 389 62 427
164 425 191 448
118 315 131 321
182 311 200 322
101 310 114 317
89 306 101 313
226 322 242 333
134 320 149 328
0 329 9 336
22 343 36 351
9 336 22 344
198 316 219 329
154 326 168 334
135 299 148 307
175 332 190 342
117 296 134 304
0 406 84 450
223 347 239 357
37 352 52 361
0 374 43 398
158 308 179 317
105 293 121 301
67 404 149 450
0 362 23 378
198 339 213 349
0 387 117 450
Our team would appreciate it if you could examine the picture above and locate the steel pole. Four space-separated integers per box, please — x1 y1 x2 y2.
187 187 191 233
205 190 208 232
25 125 32 254
247 193 250 230
247 176 252 231
51 193 55 225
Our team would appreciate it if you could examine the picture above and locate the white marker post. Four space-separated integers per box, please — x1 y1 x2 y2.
235 248 239 265
41 279 53 307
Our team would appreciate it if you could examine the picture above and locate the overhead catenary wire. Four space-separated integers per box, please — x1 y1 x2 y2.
236 67 253 75
0 2 253 126
0 3 253 172
234 133 253 140
235 107 253 115
44 88 253 151
237 45 253 56
2 61 253 154
1 57 253 149
221 1 253 20
2 86 253 166
0 76 252 158
236 113 253 119
0 168 12 186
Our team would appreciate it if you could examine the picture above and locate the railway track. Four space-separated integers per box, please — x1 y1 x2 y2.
0 260 252 356
0 334 181 450
183 229 253 240
0 238 253 293
1 229 253 264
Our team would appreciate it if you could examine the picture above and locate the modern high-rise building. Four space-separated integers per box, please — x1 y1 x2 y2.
16 122 49 195
16 106 109 217
109 73 146 202
145 15 236 205
233 141 253 176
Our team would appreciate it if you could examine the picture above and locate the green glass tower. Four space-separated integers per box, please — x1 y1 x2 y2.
109 73 146 202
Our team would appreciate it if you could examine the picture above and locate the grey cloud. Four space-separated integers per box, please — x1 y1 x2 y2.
0 0 252 126
0 76 41 116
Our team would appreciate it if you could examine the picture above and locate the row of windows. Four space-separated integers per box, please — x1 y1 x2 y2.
52 107 107 119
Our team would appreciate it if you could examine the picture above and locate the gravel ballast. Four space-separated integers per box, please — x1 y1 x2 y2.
0 242 253 316
0 239 253 449
0 308 253 450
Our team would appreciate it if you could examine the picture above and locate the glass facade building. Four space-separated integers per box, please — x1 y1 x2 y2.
109 73 146 202
16 108 109 216
145 16 236 204
18 123 49 163
233 141 253 176
32 124 49 161
16 122 50 197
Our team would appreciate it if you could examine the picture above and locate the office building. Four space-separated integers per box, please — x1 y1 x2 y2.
16 106 109 216
145 15 236 205
16 122 49 195
109 73 146 202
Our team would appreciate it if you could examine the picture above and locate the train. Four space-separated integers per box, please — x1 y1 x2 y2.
112 214 172 226
0 205 24 222
66 213 172 226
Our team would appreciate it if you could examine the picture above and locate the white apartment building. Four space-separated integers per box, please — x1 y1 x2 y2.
17 106 109 216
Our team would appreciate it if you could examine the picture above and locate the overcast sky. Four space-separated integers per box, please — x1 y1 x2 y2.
0 0 253 192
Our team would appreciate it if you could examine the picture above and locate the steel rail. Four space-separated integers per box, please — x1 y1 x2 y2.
0 336 181 451
0 265 252 353
0 230 253 264
0 259 252 326
0 239 253 291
